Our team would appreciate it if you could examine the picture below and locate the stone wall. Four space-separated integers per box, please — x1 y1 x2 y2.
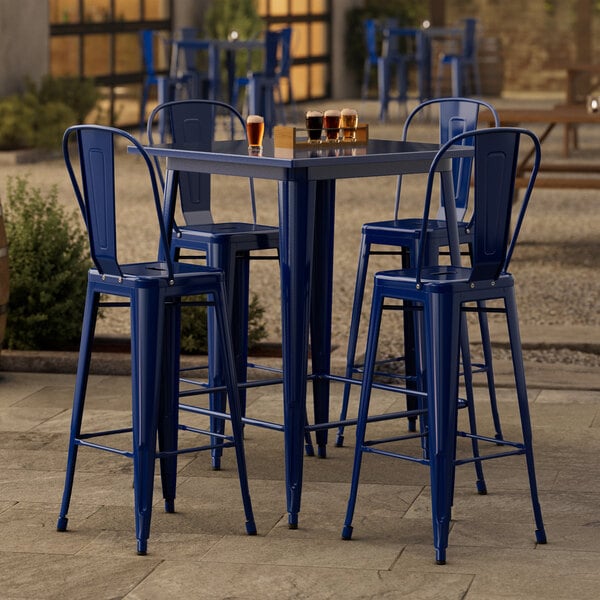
0 1 49 96
447 0 598 96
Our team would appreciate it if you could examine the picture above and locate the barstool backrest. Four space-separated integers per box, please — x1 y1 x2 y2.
63 124 172 280
147 99 256 227
399 97 499 221
416 127 541 284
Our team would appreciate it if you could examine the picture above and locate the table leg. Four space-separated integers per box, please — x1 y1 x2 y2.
208 45 220 100
278 179 317 528
416 32 431 102
377 57 391 121
309 180 335 458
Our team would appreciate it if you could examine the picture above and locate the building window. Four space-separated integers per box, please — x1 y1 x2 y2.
49 0 330 126
49 0 173 126
257 0 331 101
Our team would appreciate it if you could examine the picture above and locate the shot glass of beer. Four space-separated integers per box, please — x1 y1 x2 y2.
340 108 358 141
305 110 323 143
246 114 265 150
323 109 341 142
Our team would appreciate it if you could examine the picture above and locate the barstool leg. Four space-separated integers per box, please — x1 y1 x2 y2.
213 282 257 535
458 315 487 495
57 287 99 532
130 287 164 555
158 299 180 513
425 294 461 565
477 303 504 441
505 291 547 544
337 235 371 447
342 286 385 541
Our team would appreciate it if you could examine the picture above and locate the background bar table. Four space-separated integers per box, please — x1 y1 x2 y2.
170 38 264 103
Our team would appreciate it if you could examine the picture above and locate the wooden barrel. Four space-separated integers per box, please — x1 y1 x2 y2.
0 199 8 353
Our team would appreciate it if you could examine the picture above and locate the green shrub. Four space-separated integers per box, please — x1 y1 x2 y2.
205 0 263 42
345 0 427 90
0 76 98 151
180 293 267 355
34 75 99 123
3 175 90 350
0 95 37 150
0 93 76 152
32 100 77 150
205 0 264 77
2 173 268 353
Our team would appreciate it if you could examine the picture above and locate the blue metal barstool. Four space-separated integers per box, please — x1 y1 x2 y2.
377 26 418 122
337 98 503 446
361 19 380 102
273 26 296 124
243 30 282 135
341 126 547 565
56 124 256 555
146 100 294 468
435 18 482 97
139 30 186 134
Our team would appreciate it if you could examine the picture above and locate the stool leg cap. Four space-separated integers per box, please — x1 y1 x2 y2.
536 529 547 544
246 520 258 536
341 525 353 540
56 516 68 532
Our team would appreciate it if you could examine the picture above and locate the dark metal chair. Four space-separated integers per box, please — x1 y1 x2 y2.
146 99 282 468
435 18 482 97
341 127 547 565
57 124 256 554
337 97 502 446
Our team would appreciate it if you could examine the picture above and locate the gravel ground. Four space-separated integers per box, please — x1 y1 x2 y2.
4 96 599 366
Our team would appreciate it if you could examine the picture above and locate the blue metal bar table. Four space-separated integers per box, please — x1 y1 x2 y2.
138 137 471 528
378 24 464 115
169 38 264 103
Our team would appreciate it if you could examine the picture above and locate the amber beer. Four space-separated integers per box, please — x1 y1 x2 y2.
246 114 265 149
323 109 341 142
305 110 323 142
340 108 358 141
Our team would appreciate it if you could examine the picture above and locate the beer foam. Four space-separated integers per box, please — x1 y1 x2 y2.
306 110 323 117
247 114 264 123
341 108 358 116
324 109 341 117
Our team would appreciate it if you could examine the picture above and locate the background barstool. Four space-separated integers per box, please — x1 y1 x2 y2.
435 18 482 97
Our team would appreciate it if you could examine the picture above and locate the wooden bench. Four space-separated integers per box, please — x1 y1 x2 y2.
483 105 600 189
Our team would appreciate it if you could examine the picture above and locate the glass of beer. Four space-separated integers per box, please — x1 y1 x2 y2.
246 114 265 150
305 110 323 143
340 108 358 141
323 109 341 142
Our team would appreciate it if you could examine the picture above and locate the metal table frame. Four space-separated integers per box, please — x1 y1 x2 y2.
138 137 471 528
